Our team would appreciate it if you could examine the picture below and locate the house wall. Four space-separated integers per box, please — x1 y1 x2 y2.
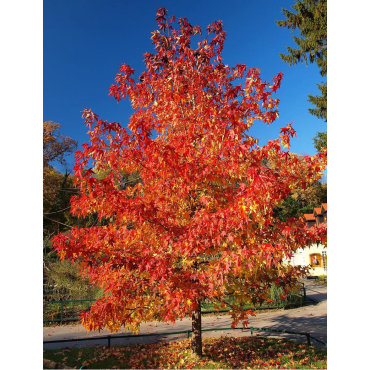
304 243 327 276
284 244 327 276
298 203 327 276
307 220 316 228
317 215 325 224
291 247 306 267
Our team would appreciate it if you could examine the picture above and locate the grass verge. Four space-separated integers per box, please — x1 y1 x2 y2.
43 336 327 369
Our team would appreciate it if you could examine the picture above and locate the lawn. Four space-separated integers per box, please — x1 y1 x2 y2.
43 336 327 369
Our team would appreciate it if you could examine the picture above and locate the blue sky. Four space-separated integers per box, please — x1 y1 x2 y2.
44 0 327 176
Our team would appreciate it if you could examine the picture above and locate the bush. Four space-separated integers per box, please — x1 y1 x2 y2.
43 257 103 302
316 274 327 285
200 283 303 311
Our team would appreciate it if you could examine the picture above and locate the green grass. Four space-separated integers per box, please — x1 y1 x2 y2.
43 336 327 369
43 346 131 369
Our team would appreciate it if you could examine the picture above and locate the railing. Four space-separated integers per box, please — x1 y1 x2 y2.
249 327 326 347
43 284 307 324
43 299 95 324
43 325 326 348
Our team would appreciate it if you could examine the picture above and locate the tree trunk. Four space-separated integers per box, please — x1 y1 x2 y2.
191 300 202 357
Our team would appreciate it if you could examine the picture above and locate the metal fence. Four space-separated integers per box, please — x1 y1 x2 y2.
43 284 307 324
43 299 95 324
43 325 326 348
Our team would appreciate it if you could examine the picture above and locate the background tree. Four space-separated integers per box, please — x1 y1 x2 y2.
313 131 327 153
42 128 140 298
43 121 78 168
42 121 111 235
53 8 327 356
43 255 103 302
274 182 327 221
43 122 125 301
276 0 327 151
43 170 78 236
43 121 78 234
43 121 90 301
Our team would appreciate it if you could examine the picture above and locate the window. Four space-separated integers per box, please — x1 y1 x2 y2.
310 253 323 268
322 251 327 271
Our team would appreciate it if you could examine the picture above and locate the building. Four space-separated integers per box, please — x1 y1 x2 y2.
289 203 327 276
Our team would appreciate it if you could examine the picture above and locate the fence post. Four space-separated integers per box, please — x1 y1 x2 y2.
250 327 253 336
60 301 64 325
305 333 311 346
107 335 111 348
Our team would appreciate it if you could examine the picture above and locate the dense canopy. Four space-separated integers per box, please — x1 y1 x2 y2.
53 8 327 354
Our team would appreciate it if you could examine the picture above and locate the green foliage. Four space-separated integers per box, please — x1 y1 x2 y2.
200 283 303 311
276 0 327 74
313 131 327 153
316 274 327 285
43 258 103 301
308 83 327 121
267 283 303 307
43 346 131 369
276 0 327 121
273 182 327 222
43 300 96 323
273 196 311 222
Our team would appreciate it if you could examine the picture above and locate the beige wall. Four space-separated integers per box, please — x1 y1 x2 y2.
305 243 327 276
283 244 327 276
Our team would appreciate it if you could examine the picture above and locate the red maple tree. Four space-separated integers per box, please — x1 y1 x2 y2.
53 8 327 356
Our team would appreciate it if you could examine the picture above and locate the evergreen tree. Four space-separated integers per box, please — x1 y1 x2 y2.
273 182 327 222
277 0 327 152
313 131 327 153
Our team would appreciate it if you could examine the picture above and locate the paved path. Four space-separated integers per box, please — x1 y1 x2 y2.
44 280 327 350
303 279 327 303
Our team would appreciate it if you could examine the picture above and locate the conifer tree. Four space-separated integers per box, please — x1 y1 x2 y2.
277 0 327 151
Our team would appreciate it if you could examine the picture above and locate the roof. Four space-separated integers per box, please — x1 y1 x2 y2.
314 207 322 216
304 213 315 221
304 202 327 226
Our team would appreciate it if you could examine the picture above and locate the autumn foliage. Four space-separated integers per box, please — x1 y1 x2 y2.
53 7 327 351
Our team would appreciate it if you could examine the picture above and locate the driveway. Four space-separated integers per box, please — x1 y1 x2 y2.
303 279 327 303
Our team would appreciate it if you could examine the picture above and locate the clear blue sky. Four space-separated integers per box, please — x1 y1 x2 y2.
44 0 327 175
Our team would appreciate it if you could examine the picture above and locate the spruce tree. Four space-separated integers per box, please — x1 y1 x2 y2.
277 0 327 151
